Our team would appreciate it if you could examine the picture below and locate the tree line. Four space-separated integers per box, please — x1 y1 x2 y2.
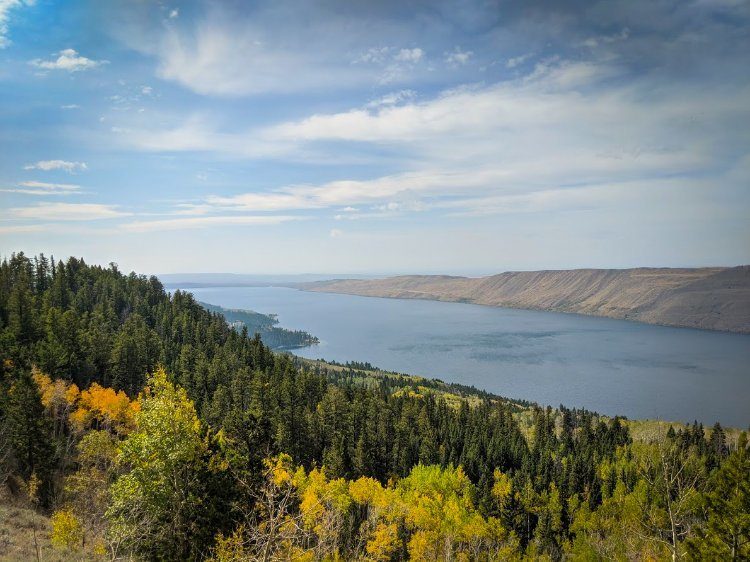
0 252 747 560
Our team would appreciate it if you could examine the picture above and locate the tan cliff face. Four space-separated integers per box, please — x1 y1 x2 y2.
302 266 750 333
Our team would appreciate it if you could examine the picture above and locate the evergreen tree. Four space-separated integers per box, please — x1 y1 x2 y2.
687 444 750 560
5 371 54 504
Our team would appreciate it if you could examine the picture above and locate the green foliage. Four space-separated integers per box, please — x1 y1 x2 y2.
108 313 160 395
4 370 55 505
0 252 745 561
686 443 750 560
199 301 319 349
107 368 233 561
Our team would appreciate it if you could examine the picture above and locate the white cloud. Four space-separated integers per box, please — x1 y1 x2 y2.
168 8 179 19
115 55 749 228
583 28 630 49
329 228 343 238
0 0 32 49
148 18 378 96
60 104 81 110
394 48 423 63
111 115 290 159
20 181 79 189
122 214 298 232
8 203 127 221
206 191 315 211
30 49 108 72
24 159 88 172
365 89 416 108
445 47 472 66
506 53 532 69
1 180 82 195
111 5 436 96
202 170 511 215
141 85 153 95
355 46 391 65
265 61 623 144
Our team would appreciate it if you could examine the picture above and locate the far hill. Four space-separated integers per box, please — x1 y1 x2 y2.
302 266 750 333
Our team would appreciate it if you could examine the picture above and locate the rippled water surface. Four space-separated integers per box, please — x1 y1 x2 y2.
186 286 750 426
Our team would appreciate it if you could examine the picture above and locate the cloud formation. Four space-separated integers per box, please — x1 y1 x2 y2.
394 48 423 63
7 202 126 221
2 0 748 271
24 159 88 172
445 47 472 66
30 49 107 72
111 51 749 232
0 0 33 48
122 214 299 232
1 181 81 195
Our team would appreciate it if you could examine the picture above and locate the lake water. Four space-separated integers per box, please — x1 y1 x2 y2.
185 286 750 427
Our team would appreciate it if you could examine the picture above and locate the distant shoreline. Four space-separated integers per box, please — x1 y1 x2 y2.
299 266 750 334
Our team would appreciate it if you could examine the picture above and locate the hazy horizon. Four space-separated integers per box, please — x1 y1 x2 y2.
156 264 747 280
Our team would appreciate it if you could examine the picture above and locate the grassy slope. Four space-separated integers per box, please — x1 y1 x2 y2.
0 493 96 562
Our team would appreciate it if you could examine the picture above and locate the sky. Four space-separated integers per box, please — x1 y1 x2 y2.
0 0 749 275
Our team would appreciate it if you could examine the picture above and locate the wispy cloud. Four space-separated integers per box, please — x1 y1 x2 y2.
7 202 127 221
506 53 532 69
30 49 108 72
112 51 749 229
1 181 82 195
0 0 32 48
145 16 376 96
24 159 88 172
365 89 416 108
583 28 630 49
122 214 299 232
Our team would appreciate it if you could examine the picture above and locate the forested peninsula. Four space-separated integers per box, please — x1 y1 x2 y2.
0 252 748 561
303 266 750 333
198 301 319 350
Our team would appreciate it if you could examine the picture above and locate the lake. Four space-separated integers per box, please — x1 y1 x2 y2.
185 286 750 427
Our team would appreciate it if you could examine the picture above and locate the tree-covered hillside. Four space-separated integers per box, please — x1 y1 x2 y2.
198 300 319 350
0 252 747 561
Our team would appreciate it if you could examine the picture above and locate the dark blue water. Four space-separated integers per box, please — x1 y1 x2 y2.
186 286 750 426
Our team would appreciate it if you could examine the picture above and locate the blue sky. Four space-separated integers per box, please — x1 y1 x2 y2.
1 0 748 275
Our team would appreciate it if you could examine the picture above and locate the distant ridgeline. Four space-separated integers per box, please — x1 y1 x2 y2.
198 301 319 349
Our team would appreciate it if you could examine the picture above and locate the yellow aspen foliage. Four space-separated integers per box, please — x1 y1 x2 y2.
210 526 248 562
32 369 138 434
407 529 441 561
51 508 84 551
31 371 53 405
349 476 397 516
365 522 399 561
71 382 139 433
492 469 512 503
267 452 295 486
32 370 79 414
298 468 351 537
